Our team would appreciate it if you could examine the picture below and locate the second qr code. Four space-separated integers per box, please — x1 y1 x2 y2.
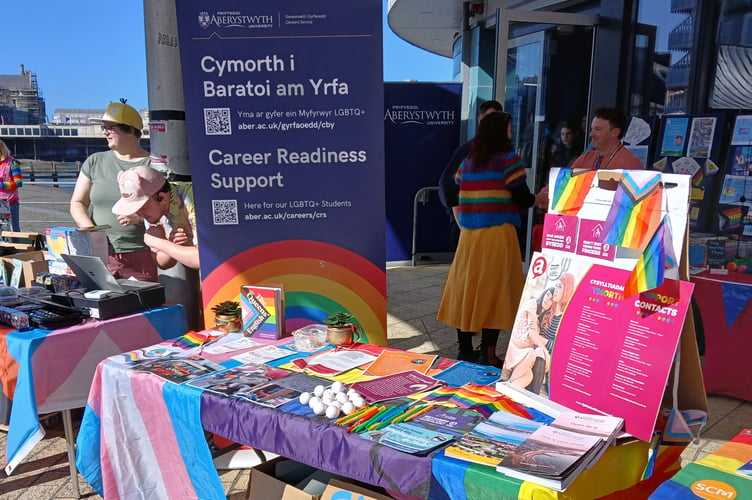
212 199 239 225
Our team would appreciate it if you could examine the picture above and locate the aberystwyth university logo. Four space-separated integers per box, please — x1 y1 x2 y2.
197 10 274 30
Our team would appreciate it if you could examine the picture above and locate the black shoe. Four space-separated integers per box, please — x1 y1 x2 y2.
457 349 481 363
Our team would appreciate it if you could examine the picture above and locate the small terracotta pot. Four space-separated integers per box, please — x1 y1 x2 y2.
215 313 241 334
327 324 361 345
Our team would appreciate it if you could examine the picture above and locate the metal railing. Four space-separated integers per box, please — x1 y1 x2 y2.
17 159 78 231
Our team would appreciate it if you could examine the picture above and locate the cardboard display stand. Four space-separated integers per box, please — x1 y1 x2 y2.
513 168 707 442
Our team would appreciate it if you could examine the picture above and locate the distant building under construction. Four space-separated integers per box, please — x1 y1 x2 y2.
0 64 46 125
0 65 149 162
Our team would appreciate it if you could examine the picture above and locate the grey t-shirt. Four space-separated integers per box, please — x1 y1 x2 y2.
81 150 151 253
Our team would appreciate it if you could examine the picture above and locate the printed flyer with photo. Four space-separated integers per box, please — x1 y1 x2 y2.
502 253 693 441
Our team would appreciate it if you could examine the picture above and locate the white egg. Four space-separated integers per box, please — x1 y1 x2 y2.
336 392 349 404
341 402 355 415
331 381 345 393
299 392 311 405
352 397 366 408
329 400 342 408
313 385 325 397
311 401 326 415
322 389 335 400
308 396 322 408
325 405 340 419
322 396 334 405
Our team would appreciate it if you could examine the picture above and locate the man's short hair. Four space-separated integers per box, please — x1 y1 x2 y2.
479 100 503 114
593 107 627 138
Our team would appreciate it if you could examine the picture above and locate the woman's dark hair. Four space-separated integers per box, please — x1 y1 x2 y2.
470 111 513 165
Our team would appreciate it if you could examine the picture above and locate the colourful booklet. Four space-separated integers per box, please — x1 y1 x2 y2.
351 370 443 403
362 422 454 455
363 350 437 376
444 410 543 466
187 363 291 399
496 425 604 492
241 284 285 339
132 355 224 384
433 361 501 387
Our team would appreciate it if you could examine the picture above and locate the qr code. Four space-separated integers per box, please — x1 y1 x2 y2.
204 108 232 135
212 199 239 225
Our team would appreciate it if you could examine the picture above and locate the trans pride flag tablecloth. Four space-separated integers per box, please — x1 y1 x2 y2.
1 305 187 474
76 337 686 500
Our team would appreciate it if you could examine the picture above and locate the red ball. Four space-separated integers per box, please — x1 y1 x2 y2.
739 265 747 273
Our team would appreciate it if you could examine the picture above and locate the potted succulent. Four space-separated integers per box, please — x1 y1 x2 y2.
323 311 361 345
212 300 242 333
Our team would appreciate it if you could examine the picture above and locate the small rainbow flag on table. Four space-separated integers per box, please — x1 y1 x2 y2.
170 330 214 348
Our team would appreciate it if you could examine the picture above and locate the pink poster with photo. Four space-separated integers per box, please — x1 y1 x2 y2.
501 253 693 442
549 264 693 441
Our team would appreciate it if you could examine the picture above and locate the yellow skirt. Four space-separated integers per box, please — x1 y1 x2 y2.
437 224 524 332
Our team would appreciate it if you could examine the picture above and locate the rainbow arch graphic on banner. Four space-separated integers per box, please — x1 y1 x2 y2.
201 240 387 345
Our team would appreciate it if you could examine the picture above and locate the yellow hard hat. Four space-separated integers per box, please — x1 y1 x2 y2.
91 99 143 130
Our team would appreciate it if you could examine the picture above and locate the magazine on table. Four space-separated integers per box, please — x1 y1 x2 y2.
131 355 225 384
187 363 291 399
200 334 261 355
362 422 454 455
351 370 443 403
242 372 331 407
433 361 502 387
496 425 605 492
231 344 294 365
444 410 543 466
363 350 437 376
291 349 378 376
360 406 485 455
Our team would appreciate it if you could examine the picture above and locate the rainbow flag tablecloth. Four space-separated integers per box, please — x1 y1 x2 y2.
649 429 752 499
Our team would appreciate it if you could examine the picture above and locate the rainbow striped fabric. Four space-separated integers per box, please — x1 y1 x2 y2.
170 330 215 349
601 171 663 251
551 168 597 214
423 383 532 419
623 215 676 297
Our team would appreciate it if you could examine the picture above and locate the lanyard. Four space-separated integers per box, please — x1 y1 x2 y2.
594 144 623 169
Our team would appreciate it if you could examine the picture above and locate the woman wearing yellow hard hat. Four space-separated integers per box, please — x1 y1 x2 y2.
69 98 158 281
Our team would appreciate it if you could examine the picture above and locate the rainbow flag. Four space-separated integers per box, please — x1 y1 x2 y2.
623 215 678 297
170 330 214 348
552 168 597 214
423 383 531 419
623 215 668 297
602 171 663 251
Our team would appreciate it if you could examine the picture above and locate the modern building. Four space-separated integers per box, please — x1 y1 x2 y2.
387 0 751 180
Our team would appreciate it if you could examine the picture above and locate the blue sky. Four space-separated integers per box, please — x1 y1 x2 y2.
4 1 453 118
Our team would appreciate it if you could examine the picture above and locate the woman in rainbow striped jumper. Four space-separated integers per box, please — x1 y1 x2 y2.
438 112 546 367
